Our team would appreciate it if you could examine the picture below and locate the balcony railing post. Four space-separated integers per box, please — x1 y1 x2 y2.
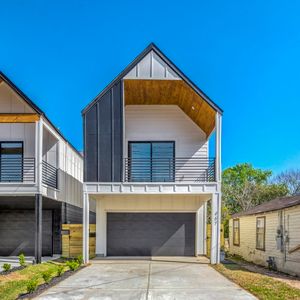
124 157 216 183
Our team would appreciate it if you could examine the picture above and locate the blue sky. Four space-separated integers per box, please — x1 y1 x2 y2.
1 1 300 175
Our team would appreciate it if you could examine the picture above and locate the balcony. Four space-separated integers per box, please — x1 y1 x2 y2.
42 160 58 189
124 157 215 183
0 157 58 190
0 157 35 183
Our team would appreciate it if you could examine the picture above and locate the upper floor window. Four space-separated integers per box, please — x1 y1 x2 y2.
0 142 23 182
233 219 240 246
256 216 266 251
128 141 175 182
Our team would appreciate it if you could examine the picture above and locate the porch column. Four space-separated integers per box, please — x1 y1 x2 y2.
210 192 221 264
35 193 42 264
196 202 207 255
83 192 89 264
34 118 43 263
215 112 222 183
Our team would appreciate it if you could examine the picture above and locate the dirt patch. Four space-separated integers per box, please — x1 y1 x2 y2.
230 258 300 290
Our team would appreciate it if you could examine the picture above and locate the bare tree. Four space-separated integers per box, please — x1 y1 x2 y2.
273 169 300 195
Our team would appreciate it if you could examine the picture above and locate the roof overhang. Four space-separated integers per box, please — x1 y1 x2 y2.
124 79 216 136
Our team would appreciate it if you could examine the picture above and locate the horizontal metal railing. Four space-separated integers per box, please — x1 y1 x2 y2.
42 160 58 189
0 157 35 183
124 157 216 183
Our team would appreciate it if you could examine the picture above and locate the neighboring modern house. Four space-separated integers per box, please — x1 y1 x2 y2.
0 72 95 263
82 43 223 264
229 195 300 276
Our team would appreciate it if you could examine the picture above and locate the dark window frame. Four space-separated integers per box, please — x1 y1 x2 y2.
233 218 240 246
0 141 24 182
256 216 266 251
128 141 175 182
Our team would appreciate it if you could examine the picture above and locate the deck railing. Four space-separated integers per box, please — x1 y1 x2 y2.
42 160 58 189
124 157 215 183
0 157 35 183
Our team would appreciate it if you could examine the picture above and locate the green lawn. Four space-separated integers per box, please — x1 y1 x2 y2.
0 262 68 300
213 263 300 300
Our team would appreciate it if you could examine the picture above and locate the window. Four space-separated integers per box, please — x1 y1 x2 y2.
0 142 23 182
256 217 266 250
128 141 175 182
233 219 240 246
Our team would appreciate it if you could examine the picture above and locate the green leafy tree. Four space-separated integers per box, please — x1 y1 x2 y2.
222 163 288 215
273 169 300 195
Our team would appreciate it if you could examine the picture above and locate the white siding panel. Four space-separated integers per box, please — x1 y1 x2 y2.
124 50 179 79
125 105 208 182
0 82 35 113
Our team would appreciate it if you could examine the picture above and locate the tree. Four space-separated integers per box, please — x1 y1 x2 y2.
273 169 300 195
222 163 288 214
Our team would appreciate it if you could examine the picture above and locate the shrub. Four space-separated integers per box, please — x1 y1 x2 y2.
57 265 64 276
76 255 83 266
18 253 26 267
26 279 38 293
2 263 11 272
42 270 52 283
66 260 79 271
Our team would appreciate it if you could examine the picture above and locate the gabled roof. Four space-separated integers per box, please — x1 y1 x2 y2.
232 195 300 218
0 71 82 157
82 43 223 115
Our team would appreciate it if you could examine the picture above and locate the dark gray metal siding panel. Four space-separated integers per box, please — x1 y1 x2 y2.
98 91 112 181
65 203 96 224
107 213 195 256
112 82 123 182
0 210 52 256
84 81 123 182
85 104 98 182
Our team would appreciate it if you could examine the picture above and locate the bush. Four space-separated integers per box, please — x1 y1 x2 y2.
42 270 52 283
2 263 11 272
18 253 26 267
76 255 83 266
57 265 64 276
26 279 38 293
66 260 79 271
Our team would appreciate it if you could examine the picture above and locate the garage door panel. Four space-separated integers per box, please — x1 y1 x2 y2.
0 210 53 256
107 213 195 256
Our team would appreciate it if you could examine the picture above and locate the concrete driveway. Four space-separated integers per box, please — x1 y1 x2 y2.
37 259 256 300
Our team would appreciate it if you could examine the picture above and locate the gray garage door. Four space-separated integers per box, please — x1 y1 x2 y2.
0 210 53 256
107 213 195 256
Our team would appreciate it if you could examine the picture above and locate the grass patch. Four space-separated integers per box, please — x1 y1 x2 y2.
213 263 300 300
0 262 67 300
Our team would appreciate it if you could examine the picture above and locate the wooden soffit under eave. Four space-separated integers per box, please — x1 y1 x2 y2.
0 113 40 123
124 79 216 136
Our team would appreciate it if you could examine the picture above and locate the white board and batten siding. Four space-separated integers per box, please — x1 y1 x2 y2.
125 105 209 182
124 50 179 79
229 205 300 276
0 80 93 210
0 81 36 157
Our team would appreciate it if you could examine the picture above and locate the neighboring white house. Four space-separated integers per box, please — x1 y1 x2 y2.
229 195 300 276
0 72 95 263
82 43 223 264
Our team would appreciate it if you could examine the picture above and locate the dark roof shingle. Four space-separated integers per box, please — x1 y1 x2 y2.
231 195 300 218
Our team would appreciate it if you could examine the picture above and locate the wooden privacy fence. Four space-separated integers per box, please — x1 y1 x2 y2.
206 224 224 258
62 224 96 258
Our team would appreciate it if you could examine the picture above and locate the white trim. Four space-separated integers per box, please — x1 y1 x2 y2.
84 182 219 195
83 192 89 263
210 192 221 264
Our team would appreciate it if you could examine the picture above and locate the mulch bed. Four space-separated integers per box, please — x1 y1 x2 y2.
18 266 86 299
0 266 26 275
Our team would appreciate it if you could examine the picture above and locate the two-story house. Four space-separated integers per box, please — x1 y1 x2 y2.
0 72 95 263
82 44 222 264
